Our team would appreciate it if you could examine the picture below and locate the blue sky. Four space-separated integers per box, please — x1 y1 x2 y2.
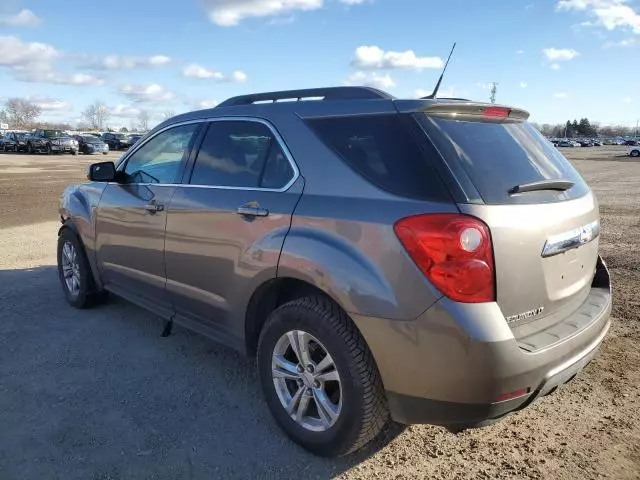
0 0 638 128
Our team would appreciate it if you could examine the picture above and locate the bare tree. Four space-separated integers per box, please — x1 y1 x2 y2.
162 110 176 121
5 98 42 128
82 101 110 130
137 110 150 132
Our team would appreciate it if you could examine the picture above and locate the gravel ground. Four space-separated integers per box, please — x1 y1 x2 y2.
0 147 638 479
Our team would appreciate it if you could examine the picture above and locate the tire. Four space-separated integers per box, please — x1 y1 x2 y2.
28 143 33 154
257 295 389 457
47 144 52 155
631 150 640 158
57 228 107 308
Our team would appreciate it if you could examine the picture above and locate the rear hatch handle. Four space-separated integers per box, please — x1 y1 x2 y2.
508 179 574 195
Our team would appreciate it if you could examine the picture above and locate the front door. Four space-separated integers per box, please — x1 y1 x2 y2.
95 122 202 317
164 119 302 346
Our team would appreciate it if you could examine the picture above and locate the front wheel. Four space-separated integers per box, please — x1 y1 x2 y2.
57 229 107 308
257 295 389 457
631 150 640 158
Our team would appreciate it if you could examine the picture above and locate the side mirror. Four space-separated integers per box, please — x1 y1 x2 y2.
88 161 117 182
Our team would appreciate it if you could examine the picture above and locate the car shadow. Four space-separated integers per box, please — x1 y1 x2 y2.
0 266 405 480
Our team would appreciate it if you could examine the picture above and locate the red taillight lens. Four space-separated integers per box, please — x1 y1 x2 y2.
394 214 495 303
483 106 510 118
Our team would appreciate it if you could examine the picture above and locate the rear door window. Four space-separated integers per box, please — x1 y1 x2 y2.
305 114 450 201
417 115 589 204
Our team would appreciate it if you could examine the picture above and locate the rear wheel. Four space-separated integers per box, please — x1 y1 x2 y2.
57 229 107 308
257 295 389 457
631 149 640 157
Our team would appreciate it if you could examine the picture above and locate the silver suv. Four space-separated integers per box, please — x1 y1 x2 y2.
57 87 612 457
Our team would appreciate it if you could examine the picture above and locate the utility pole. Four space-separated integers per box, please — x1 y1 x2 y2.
489 82 498 104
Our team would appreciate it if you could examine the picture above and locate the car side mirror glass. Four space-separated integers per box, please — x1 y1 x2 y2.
88 161 117 182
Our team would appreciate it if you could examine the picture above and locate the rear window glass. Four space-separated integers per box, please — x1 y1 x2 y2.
418 115 589 204
305 114 450 201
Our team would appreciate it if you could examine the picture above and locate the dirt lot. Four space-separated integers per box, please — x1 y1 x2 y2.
0 147 638 479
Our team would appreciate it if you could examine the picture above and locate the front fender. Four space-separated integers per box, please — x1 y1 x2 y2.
278 225 441 320
59 182 108 284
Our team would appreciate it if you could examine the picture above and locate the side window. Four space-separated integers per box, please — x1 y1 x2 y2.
190 120 294 189
306 114 450 201
123 123 199 184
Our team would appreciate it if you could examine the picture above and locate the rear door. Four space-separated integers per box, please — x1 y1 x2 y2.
164 118 302 345
95 122 202 317
416 109 599 335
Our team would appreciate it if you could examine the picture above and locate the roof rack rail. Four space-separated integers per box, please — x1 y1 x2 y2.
217 86 393 107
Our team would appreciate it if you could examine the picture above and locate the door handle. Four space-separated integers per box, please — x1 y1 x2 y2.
237 205 269 218
143 203 164 213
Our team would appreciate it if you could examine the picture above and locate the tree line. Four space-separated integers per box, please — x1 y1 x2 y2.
532 118 638 138
0 97 160 132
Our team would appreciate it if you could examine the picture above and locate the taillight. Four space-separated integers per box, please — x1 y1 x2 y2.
394 214 495 303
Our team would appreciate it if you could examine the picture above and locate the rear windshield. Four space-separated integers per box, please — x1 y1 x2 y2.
417 115 589 204
305 114 450 201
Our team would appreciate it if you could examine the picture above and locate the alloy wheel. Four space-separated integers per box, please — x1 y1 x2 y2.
271 330 342 432
61 241 81 295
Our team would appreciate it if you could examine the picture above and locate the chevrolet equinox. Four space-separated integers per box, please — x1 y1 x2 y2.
57 86 612 457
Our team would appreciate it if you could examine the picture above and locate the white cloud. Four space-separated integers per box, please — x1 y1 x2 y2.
198 100 219 109
476 82 492 90
110 104 141 118
29 97 71 111
201 0 323 26
557 0 640 35
182 64 247 82
0 35 57 70
553 92 568 98
413 88 430 98
149 55 171 66
340 0 368 4
603 37 638 47
16 71 104 86
551 63 561 69
516 49 525 54
520 81 528 88
623 96 632 103
543 47 580 60
0 9 42 27
352 45 444 70
90 54 172 70
120 84 175 103
344 71 395 90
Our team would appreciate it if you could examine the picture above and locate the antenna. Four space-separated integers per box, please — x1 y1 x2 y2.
489 82 498 104
422 42 457 99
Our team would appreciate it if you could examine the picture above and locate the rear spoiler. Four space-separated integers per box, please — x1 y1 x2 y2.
421 102 530 123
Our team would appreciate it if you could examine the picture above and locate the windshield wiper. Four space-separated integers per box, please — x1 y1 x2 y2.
508 179 574 195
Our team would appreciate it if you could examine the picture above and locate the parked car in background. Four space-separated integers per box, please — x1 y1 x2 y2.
102 132 131 150
592 140 602 146
27 129 79 155
624 139 638 146
0 133 17 152
629 146 640 157
57 86 611 457
127 134 142 146
556 140 574 147
578 140 593 147
72 134 109 155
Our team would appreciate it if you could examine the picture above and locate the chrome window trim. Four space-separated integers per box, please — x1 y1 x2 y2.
114 116 300 193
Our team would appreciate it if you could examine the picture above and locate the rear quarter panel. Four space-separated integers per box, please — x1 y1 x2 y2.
278 194 457 320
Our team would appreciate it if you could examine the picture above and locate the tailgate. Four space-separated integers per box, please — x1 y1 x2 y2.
459 193 599 334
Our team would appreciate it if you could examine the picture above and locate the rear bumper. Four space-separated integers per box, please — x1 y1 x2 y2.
352 256 612 428
386 318 609 428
